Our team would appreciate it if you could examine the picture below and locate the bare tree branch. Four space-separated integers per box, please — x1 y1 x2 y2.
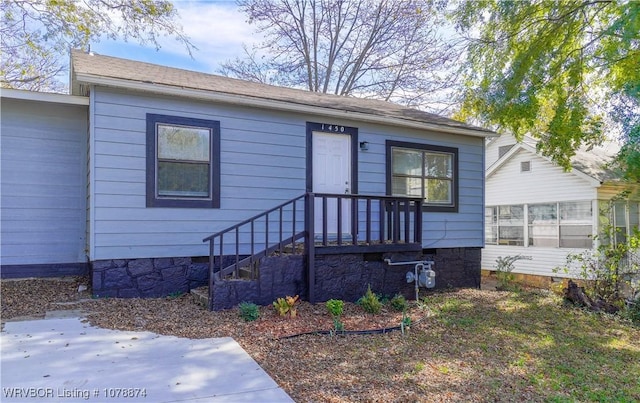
222 0 456 110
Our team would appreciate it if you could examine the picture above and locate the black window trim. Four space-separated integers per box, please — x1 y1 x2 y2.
386 140 459 213
146 113 221 208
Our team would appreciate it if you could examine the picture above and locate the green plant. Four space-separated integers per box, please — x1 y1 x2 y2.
495 255 531 291
390 293 408 312
326 299 345 333
625 300 640 325
357 284 382 314
332 318 345 333
238 301 259 322
326 299 344 318
273 295 300 317
400 311 412 335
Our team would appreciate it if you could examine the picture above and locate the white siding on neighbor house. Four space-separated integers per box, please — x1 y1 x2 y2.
485 134 538 169
1 98 88 265
89 88 486 260
486 149 597 206
481 245 588 278
483 144 601 278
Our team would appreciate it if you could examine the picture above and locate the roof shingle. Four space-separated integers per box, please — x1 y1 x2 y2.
70 49 493 136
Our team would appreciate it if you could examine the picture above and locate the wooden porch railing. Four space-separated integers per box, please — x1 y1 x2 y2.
203 192 423 308
310 193 423 248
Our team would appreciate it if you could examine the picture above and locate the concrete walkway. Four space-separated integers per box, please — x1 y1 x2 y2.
1 314 293 402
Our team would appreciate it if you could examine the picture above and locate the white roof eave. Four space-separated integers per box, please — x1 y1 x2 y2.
1 88 89 106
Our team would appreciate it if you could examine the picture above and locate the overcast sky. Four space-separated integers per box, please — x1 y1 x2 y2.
90 0 258 75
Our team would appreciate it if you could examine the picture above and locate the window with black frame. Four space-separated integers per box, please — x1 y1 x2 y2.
146 114 220 208
387 140 458 212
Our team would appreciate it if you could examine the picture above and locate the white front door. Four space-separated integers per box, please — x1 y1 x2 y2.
312 131 351 237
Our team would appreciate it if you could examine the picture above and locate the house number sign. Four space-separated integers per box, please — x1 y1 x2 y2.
320 124 346 133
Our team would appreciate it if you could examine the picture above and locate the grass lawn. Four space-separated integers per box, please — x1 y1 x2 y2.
397 290 640 402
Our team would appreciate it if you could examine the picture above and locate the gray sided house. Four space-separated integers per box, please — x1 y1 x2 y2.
1 50 494 309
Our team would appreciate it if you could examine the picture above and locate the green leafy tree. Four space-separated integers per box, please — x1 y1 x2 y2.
1 0 195 92
451 0 639 179
221 0 457 110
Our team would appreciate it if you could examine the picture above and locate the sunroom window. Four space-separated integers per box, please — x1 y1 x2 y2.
528 203 558 247
146 114 220 208
498 205 524 246
486 201 593 248
559 201 592 248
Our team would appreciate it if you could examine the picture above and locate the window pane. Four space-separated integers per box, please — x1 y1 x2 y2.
560 225 592 248
529 225 558 247
392 149 422 175
498 205 524 245
614 201 628 244
425 152 452 178
391 176 422 197
499 226 524 246
158 124 210 161
485 207 497 244
528 204 557 223
499 205 524 224
560 201 591 223
424 179 451 204
528 204 558 247
630 202 639 231
158 162 209 197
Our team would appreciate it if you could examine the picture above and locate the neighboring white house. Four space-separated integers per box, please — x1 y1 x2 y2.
483 133 640 280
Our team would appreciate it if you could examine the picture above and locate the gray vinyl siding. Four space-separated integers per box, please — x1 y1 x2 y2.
1 97 88 265
90 88 485 260
357 126 484 248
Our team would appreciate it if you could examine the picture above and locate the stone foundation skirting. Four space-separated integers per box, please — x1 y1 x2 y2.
91 257 209 298
211 247 482 310
91 247 482 305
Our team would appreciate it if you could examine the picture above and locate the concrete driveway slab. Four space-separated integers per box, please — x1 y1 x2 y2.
1 317 293 402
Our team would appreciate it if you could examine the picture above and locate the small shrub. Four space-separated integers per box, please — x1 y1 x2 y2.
326 299 345 333
390 293 408 312
357 284 382 314
495 255 531 291
326 299 344 318
273 295 300 318
401 312 412 335
238 302 259 322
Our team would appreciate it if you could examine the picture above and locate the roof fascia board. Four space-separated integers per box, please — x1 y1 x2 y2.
486 142 602 187
74 73 494 138
1 88 89 106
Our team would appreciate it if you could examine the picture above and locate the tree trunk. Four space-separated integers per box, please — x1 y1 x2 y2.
564 280 619 314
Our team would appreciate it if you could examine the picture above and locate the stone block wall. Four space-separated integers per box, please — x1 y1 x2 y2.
90 247 481 305
91 257 209 298
423 247 482 290
210 255 305 310
313 251 423 302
